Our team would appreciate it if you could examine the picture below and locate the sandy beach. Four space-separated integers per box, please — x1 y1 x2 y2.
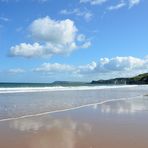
1 0 148 147
0 95 148 148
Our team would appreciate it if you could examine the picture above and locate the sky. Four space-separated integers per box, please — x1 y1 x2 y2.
0 0 148 82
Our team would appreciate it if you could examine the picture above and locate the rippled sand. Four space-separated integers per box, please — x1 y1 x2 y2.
0 96 148 148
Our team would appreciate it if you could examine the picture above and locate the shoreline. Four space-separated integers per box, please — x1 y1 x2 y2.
0 94 144 122
0 85 139 94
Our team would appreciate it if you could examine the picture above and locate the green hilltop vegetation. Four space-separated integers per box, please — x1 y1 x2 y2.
91 73 148 85
131 73 148 81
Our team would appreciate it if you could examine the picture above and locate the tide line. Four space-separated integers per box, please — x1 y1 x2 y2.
0 95 143 122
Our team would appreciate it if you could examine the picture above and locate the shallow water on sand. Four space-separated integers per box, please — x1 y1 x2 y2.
0 85 148 120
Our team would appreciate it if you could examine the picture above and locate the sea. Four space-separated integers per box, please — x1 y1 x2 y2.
0 83 148 121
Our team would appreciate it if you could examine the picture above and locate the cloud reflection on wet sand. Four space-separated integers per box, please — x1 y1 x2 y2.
9 116 91 148
0 96 148 148
95 96 148 114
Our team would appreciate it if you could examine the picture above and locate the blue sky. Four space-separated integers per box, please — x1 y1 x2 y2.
0 0 148 82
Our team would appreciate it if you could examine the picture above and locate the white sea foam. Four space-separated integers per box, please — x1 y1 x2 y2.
0 85 138 94
0 95 143 122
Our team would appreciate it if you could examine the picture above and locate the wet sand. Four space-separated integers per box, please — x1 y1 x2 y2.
0 96 148 148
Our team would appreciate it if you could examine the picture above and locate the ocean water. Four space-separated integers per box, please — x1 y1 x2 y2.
0 84 148 121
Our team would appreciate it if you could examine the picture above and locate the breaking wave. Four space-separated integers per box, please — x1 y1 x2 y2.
0 85 138 94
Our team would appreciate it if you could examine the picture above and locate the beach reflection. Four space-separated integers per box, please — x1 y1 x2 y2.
9 116 91 148
1 96 148 148
98 96 148 114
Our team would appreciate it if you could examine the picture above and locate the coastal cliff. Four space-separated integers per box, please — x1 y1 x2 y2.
91 73 148 85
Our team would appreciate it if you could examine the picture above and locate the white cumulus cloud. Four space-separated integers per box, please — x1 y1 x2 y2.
96 56 146 73
33 56 148 79
29 17 77 45
10 43 49 58
9 16 90 58
34 63 76 73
